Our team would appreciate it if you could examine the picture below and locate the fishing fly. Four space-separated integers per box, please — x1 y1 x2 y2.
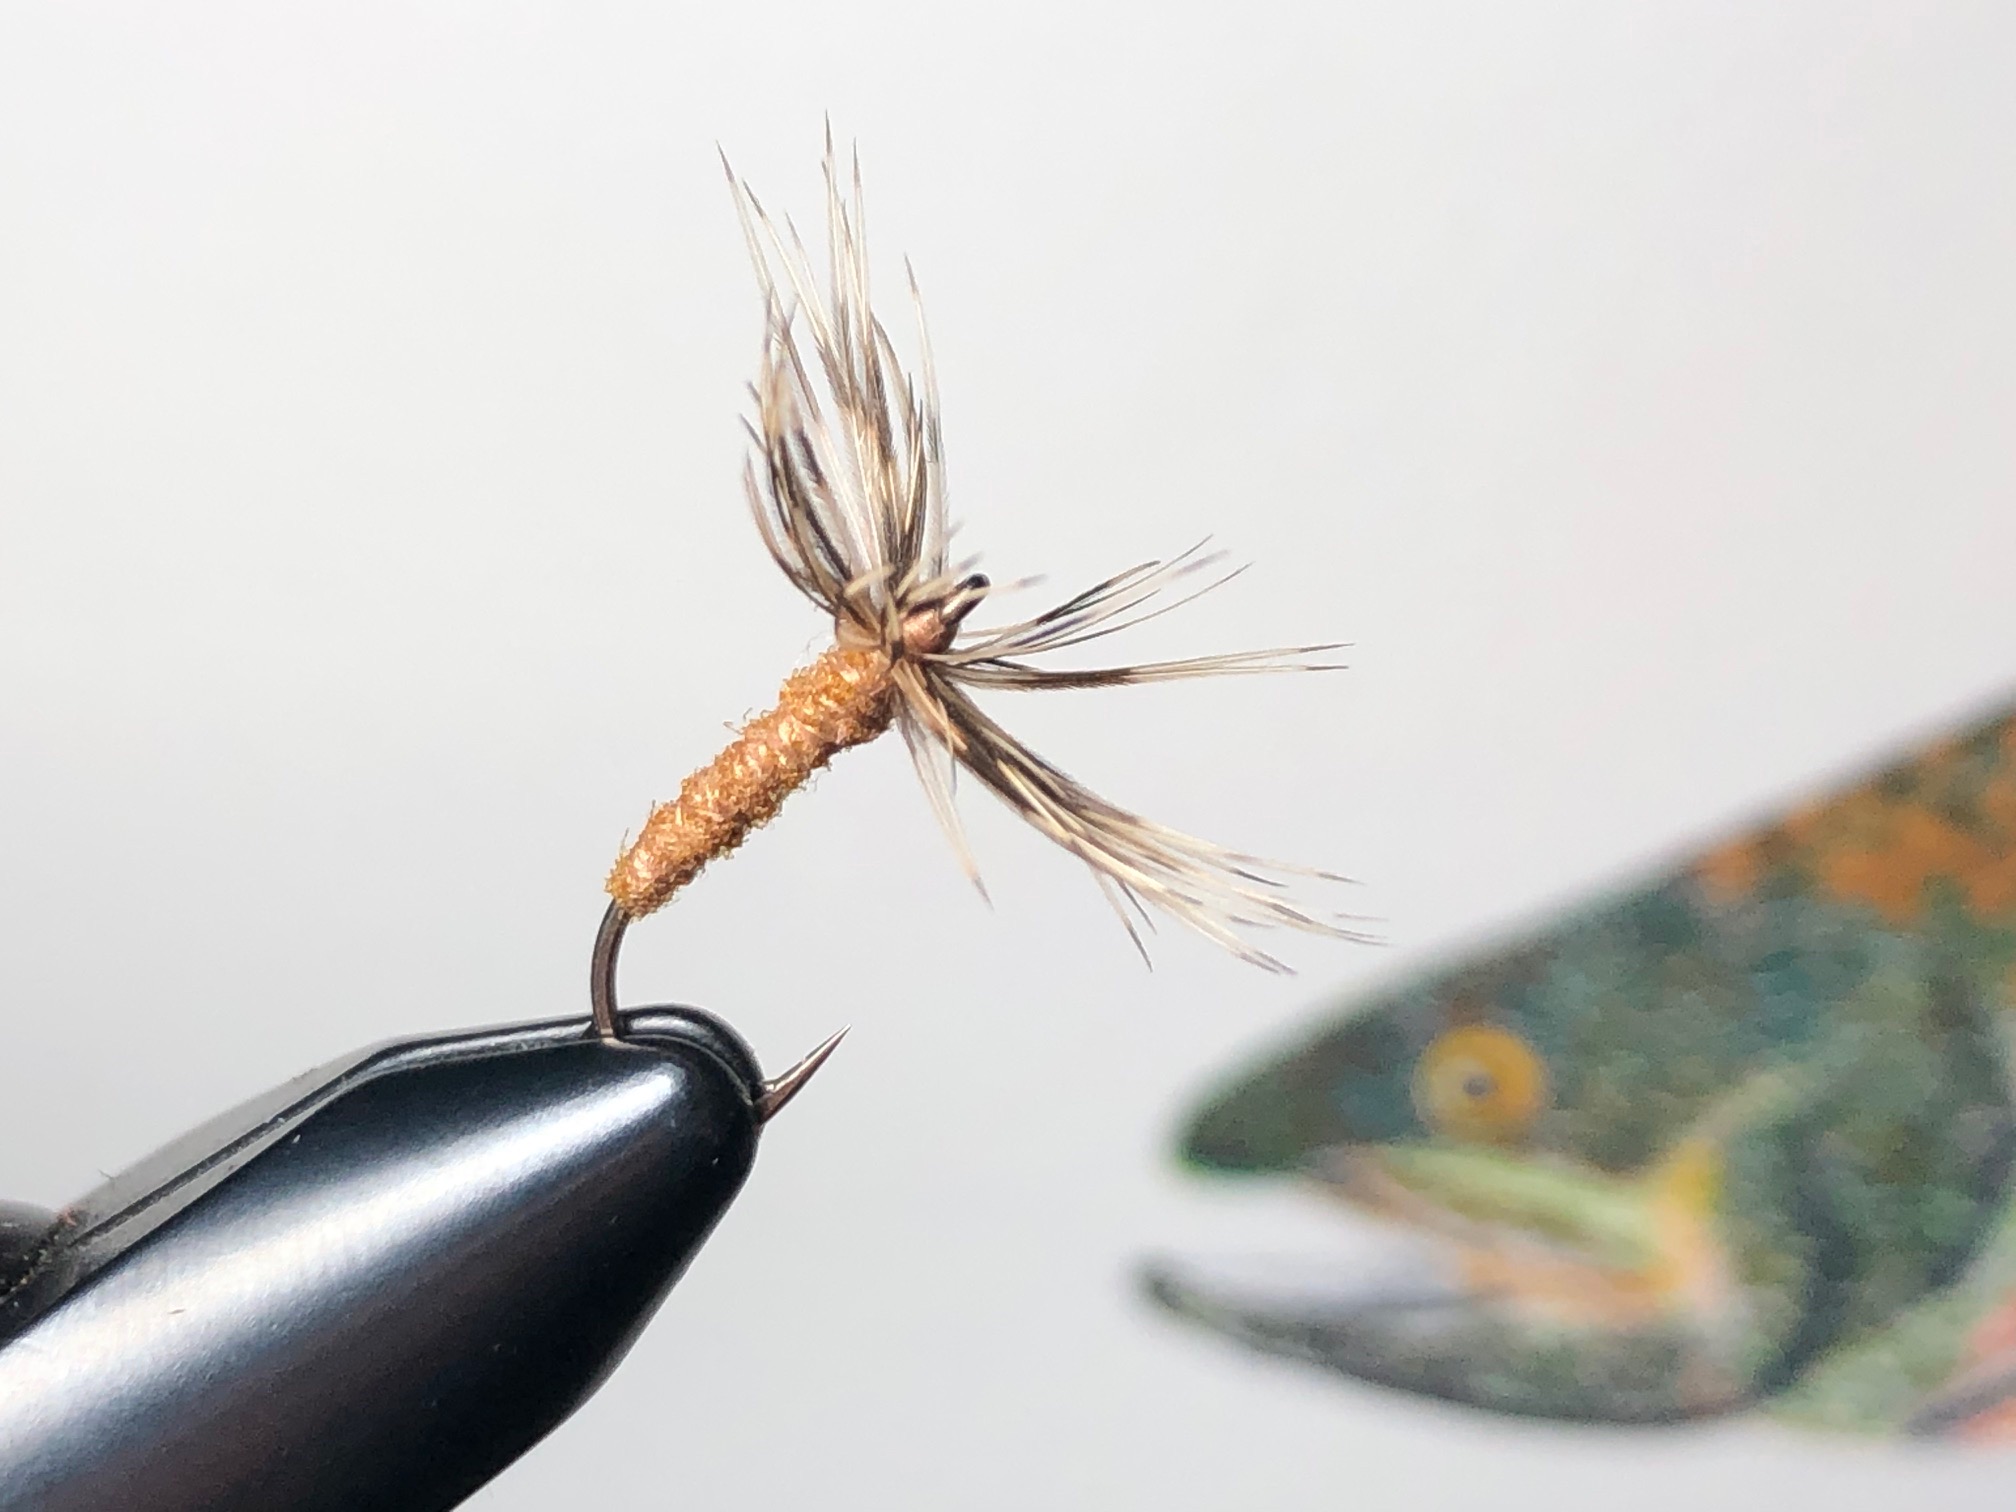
591 141 1364 1037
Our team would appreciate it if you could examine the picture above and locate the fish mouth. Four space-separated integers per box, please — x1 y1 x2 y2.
1142 1139 1751 1423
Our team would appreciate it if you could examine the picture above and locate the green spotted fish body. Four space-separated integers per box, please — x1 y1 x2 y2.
1150 702 2016 1437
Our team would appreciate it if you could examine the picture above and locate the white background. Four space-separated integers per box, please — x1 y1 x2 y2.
3 4 2014 1508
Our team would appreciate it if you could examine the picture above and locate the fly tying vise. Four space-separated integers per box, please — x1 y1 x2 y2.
590 140 1365 1038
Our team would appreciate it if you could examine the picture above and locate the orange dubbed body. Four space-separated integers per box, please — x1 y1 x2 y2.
606 645 896 920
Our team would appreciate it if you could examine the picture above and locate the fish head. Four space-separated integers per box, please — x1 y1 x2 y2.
1152 884 2016 1424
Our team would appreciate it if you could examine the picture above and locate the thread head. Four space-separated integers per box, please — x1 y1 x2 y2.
898 573 989 658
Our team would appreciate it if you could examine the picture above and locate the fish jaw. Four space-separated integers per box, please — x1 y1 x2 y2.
1144 1137 1757 1422
1332 1136 1736 1323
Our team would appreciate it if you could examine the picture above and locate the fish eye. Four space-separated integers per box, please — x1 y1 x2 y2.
1412 1025 1548 1144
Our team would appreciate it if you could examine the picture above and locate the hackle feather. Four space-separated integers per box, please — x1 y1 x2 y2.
704 138 1363 970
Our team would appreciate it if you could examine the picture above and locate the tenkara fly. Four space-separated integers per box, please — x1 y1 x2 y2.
590 142 1366 1037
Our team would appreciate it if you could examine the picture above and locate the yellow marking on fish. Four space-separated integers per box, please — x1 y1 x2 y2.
1645 1138 1728 1315
1446 1141 1732 1329
1412 1026 1550 1145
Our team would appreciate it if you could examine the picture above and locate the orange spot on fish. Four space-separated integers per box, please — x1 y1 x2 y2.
1955 1402 2016 1443
1965 1297 2016 1360
1963 856 2016 918
1694 838 1765 902
1778 798 1832 848
1983 774 2016 836
1689 709 2016 926
1940 1295 2016 1442
1811 801 2004 926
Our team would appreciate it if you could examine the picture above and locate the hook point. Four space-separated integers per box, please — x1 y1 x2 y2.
754 1027 848 1124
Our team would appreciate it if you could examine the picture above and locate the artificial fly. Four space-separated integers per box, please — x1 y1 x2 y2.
590 141 1365 1038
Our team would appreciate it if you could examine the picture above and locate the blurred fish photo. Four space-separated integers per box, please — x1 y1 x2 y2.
1150 701 2016 1440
